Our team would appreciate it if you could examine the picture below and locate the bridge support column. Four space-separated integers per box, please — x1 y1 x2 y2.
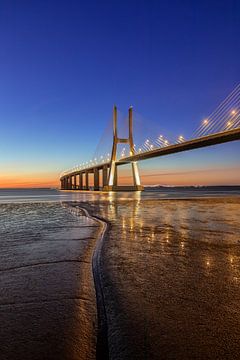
73 175 77 190
103 106 143 191
132 162 141 186
79 173 83 190
85 172 89 190
103 165 108 188
113 165 118 187
94 168 99 190
79 174 81 190
60 106 144 192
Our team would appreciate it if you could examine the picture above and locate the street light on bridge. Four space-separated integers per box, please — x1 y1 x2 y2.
178 135 185 143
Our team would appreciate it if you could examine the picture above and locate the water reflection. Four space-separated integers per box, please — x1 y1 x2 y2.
76 195 240 358
79 195 240 272
1 188 240 358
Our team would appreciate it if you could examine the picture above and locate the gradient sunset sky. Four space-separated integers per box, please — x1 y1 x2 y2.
0 0 239 188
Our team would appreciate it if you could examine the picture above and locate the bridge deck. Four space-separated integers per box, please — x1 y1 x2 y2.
118 128 240 164
60 128 240 180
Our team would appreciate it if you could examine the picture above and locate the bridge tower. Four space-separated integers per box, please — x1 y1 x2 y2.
103 106 143 191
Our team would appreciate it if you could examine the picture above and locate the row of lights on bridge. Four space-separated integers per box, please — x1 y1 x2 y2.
62 108 238 177
202 109 238 128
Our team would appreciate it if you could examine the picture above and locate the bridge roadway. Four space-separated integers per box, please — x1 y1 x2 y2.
60 128 240 191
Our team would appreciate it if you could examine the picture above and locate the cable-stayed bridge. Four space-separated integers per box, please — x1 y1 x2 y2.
60 84 240 191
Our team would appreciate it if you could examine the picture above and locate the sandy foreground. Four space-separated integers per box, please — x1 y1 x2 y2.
80 197 240 360
1 198 240 360
0 203 100 360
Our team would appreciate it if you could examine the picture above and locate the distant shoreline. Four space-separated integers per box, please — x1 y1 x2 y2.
0 185 240 190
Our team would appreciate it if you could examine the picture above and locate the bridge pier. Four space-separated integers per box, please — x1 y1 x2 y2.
85 171 89 190
60 106 143 192
79 173 83 190
103 106 143 191
103 165 108 188
73 175 77 190
113 165 118 187
94 168 99 191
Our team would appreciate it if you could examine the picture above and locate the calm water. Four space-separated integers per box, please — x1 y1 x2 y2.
73 190 240 359
0 186 240 203
1 188 240 359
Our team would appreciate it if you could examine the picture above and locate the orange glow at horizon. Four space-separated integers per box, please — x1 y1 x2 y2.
117 166 240 186
0 165 239 188
0 173 59 188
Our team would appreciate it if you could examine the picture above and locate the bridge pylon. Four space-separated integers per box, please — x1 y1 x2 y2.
103 106 143 191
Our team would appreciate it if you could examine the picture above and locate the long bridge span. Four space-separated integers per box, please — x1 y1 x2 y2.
60 85 240 191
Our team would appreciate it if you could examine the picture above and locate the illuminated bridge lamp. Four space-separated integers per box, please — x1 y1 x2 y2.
203 119 208 125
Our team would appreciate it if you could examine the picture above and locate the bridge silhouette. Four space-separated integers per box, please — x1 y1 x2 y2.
60 84 240 191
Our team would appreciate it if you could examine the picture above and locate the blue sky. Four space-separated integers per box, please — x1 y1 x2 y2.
0 0 239 186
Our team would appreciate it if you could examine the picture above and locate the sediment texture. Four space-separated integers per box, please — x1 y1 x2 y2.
0 203 99 360
82 198 240 360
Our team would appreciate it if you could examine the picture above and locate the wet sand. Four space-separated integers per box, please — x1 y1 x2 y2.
1 195 240 360
79 197 240 360
0 203 100 360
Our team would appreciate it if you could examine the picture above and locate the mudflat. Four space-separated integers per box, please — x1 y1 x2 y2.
0 203 99 360
81 197 240 360
1 195 240 360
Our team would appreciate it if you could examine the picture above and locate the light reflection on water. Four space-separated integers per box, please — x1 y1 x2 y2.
74 194 240 358
1 188 240 357
0 187 240 203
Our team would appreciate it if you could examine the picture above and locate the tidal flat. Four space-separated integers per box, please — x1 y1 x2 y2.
0 202 100 360
0 189 240 359
79 196 240 359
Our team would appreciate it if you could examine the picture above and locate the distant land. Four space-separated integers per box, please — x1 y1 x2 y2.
145 185 240 190
0 186 239 191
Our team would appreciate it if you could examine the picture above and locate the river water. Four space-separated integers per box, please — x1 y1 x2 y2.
0 188 240 359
